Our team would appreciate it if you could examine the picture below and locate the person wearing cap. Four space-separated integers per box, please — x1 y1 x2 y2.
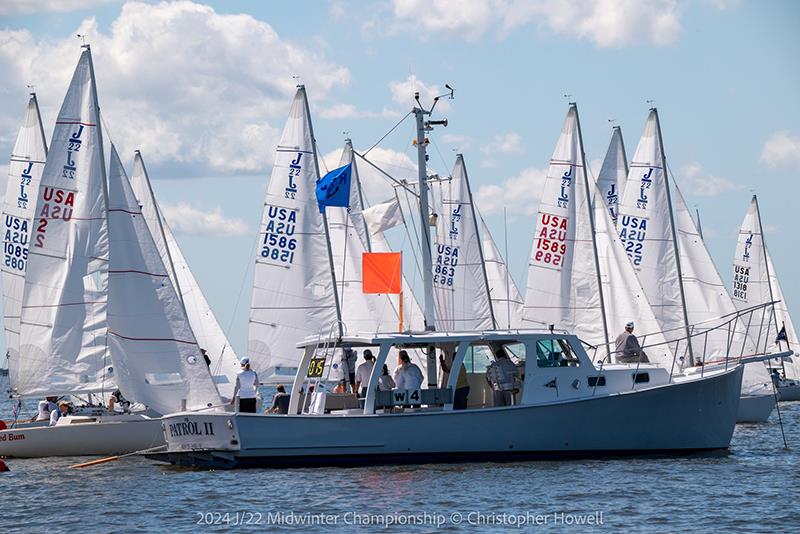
231 357 259 413
49 400 70 426
615 321 649 363
354 349 376 397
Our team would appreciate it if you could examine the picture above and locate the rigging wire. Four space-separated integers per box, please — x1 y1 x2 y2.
363 110 413 156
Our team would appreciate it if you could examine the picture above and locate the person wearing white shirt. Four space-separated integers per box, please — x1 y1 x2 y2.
377 364 396 391
354 350 376 397
49 401 69 426
35 396 58 422
231 357 259 413
393 350 424 391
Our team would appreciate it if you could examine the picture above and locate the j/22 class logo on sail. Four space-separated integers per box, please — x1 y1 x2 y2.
285 153 301 199
62 125 84 180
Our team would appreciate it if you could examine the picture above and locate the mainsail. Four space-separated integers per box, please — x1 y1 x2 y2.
523 105 670 364
595 126 627 226
107 145 221 414
248 86 338 375
3 94 48 391
733 195 800 379
429 155 494 331
480 217 523 329
16 48 115 397
129 151 240 399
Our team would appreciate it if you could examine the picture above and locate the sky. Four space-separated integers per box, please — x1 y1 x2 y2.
0 0 798 364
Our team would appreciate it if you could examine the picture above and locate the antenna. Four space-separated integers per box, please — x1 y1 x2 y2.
563 93 573 103
292 75 302 87
77 34 88 48
26 84 35 96
607 118 618 127
646 99 656 109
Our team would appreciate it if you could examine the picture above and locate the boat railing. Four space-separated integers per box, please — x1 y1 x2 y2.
599 301 784 383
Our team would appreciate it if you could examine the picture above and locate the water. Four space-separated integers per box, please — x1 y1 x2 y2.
2 375 798 533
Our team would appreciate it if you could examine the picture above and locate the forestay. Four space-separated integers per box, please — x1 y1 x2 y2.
107 146 221 414
129 151 240 399
3 95 48 392
595 126 627 226
480 217 523 329
617 110 684 340
429 155 494 331
16 48 115 397
249 86 338 374
733 196 800 380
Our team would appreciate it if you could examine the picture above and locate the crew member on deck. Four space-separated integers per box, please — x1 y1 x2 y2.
35 396 58 422
394 350 424 391
231 357 259 413
268 384 290 414
49 400 70 426
355 350 376 397
615 322 649 363
486 348 520 406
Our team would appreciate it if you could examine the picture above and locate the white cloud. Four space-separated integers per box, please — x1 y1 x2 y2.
474 166 548 215
0 0 119 15
389 0 683 47
760 131 800 169
161 202 249 236
482 132 522 154
388 74 451 111
0 1 350 175
319 103 402 120
677 163 742 197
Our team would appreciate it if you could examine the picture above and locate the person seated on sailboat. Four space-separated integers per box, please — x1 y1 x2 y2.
231 357 259 413
439 350 470 410
268 384 290 414
355 350 376 398
614 322 650 364
377 364 396 391
486 347 520 407
333 379 348 394
107 389 130 413
34 396 58 422
49 400 70 426
394 350 424 391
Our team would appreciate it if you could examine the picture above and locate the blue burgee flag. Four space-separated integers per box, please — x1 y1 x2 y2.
316 163 352 213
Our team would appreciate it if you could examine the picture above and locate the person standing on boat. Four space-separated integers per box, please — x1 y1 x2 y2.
231 358 259 413
377 364 396 391
355 350 376 397
394 350 424 391
615 322 649 363
486 348 520 406
49 401 70 426
439 350 470 410
343 347 358 393
35 396 58 422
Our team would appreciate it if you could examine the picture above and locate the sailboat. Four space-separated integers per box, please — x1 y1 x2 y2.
522 104 672 365
595 125 627 226
617 108 777 422
480 217 523 329
733 195 800 401
129 151 241 399
2 92 48 411
0 48 220 457
150 92 750 470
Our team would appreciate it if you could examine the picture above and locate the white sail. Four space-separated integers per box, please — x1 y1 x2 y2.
248 86 338 375
595 126 627 226
3 94 48 391
107 145 221 414
16 48 115 398
327 141 405 334
129 151 240 399
617 110 684 340
430 155 494 331
523 106 671 364
480 217 523 329
733 196 800 379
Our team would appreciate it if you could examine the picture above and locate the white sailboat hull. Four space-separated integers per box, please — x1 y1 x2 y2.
735 394 776 423
777 380 800 402
0 414 164 458
149 366 743 469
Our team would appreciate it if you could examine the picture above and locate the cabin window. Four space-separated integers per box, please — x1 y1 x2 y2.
588 376 606 387
633 372 650 384
535 339 580 368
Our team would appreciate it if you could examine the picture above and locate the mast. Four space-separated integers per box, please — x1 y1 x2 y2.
460 153 497 329
616 125 629 176
135 151 185 307
573 104 611 359
30 92 48 156
414 106 436 331
753 195 781 349
695 207 704 240
302 86 343 338
653 108 695 365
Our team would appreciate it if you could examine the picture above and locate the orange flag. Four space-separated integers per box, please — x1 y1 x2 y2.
362 252 402 294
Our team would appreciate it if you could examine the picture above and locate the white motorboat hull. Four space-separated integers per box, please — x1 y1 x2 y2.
0 414 164 458
149 365 743 469
777 381 800 402
736 394 776 423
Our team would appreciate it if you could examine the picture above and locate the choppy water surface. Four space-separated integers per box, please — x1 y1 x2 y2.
2 376 798 533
